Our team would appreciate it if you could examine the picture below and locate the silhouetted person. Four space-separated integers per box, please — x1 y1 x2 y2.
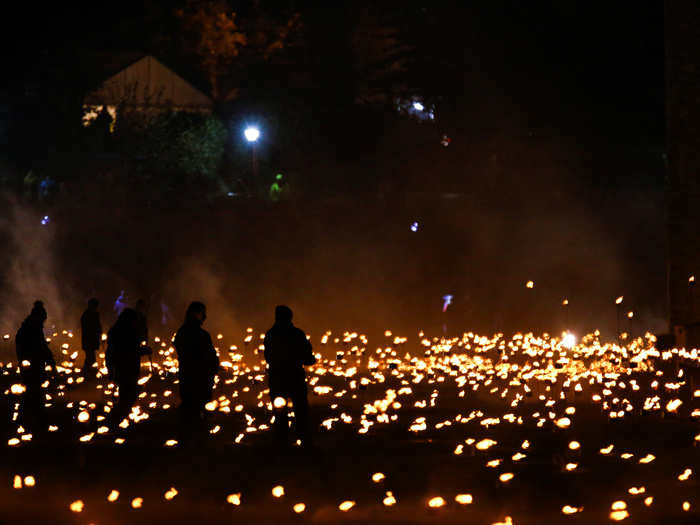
80 298 102 377
15 301 55 430
106 308 147 427
173 302 219 437
114 290 127 317
263 305 316 445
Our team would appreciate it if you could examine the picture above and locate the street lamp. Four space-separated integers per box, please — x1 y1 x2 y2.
244 126 260 143
244 126 260 182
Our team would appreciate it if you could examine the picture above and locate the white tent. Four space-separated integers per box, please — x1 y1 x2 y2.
83 55 212 123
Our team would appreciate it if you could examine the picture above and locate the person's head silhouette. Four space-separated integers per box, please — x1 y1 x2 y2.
185 301 207 324
30 300 47 323
275 305 293 323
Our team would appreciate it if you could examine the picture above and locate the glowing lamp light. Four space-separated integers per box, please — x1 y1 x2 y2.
455 494 473 505
338 500 355 511
244 126 260 143
562 333 576 349
412 101 424 111
428 496 446 508
10 384 26 395
410 221 419 232
526 280 534 288
272 485 285 498
383 491 397 506
273 397 287 409
41 216 50 226
615 296 624 305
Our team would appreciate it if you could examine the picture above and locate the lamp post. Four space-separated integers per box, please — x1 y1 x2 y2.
244 126 260 180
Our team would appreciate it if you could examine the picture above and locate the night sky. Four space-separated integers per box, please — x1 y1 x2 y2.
5 1 664 152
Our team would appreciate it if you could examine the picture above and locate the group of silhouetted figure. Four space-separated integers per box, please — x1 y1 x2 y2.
15 299 316 446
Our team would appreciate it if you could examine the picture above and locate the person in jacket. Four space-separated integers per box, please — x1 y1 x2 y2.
106 308 146 428
80 298 102 377
173 301 219 435
15 300 55 430
263 305 316 444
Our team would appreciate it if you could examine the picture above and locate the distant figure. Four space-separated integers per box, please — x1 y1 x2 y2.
160 299 172 327
114 291 127 317
134 299 149 347
15 301 55 430
263 305 316 444
106 308 148 427
173 302 219 435
80 298 102 377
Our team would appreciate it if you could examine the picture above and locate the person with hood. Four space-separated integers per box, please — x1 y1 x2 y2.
263 305 316 444
80 298 102 377
15 300 55 428
106 308 147 427
173 302 219 434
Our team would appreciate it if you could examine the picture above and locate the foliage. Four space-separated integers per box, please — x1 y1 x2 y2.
176 0 247 102
138 111 228 183
176 0 301 103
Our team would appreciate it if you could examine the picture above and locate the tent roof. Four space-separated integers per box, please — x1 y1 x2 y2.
84 55 212 110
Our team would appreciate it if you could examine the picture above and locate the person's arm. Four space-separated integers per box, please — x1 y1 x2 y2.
300 330 316 366
204 332 219 375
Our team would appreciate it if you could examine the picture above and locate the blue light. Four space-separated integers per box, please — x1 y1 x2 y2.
41 215 49 226
410 221 419 232
442 294 453 312
244 126 260 143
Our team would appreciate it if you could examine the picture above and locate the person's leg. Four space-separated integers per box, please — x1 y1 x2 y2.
21 380 46 433
83 349 96 376
271 393 290 442
291 389 311 444
112 383 137 428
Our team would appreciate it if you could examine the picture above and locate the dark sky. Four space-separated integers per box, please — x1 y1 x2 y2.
2 1 665 190
6 1 664 119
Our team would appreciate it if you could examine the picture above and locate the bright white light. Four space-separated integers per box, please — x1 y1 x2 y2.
244 126 260 142
562 332 576 349
412 102 424 111
410 221 419 232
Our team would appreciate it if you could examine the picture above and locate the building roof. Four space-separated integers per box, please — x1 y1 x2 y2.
84 55 212 110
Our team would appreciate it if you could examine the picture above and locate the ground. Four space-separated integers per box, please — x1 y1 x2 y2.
0 328 698 524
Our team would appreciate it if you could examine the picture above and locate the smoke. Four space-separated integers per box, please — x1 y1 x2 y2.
0 195 66 335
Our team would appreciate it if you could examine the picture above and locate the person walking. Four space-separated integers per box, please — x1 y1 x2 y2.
15 301 55 431
173 301 219 439
263 305 316 445
106 308 147 428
